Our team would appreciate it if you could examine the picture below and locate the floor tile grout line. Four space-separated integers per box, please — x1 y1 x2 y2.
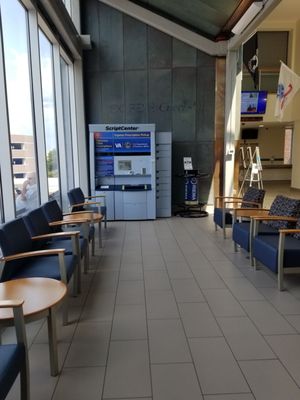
166 217 258 397
189 217 300 393
51 238 105 399
140 219 162 400
153 218 206 397
99 221 126 400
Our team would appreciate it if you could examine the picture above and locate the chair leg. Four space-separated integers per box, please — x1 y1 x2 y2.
253 257 258 270
62 301 68 326
215 223 218 232
104 214 107 229
84 245 89 274
20 354 30 400
92 235 95 256
278 266 284 291
234 241 238 252
77 256 82 294
47 308 59 376
98 221 102 248
223 226 226 239
278 233 285 291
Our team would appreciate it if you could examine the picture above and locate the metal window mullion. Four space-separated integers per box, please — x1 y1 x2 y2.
69 61 80 187
28 8 48 204
53 44 68 206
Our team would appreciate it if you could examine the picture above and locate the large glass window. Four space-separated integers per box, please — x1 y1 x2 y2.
39 29 61 204
0 0 39 215
60 57 75 191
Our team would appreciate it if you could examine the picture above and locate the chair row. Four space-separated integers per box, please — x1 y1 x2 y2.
0 199 105 399
214 190 300 290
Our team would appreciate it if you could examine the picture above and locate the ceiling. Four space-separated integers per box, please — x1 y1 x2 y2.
128 0 258 41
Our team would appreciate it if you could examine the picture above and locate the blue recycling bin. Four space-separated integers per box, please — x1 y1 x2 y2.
184 176 198 205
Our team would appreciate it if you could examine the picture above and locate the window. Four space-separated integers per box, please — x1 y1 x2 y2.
12 158 24 165
14 173 26 179
284 127 293 165
60 56 74 190
0 0 39 215
11 143 23 150
39 29 61 204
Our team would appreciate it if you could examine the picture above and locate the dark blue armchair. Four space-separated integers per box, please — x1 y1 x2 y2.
0 217 78 323
214 187 265 238
23 206 89 292
252 217 300 290
0 299 29 400
67 187 107 228
42 200 95 269
232 195 300 256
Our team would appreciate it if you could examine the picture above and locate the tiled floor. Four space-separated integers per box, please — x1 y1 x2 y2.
4 213 300 400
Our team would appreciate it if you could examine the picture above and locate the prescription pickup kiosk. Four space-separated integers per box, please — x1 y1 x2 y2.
89 124 156 220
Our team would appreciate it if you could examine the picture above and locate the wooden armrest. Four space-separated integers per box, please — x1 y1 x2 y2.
215 196 243 200
31 231 80 240
234 208 269 218
71 201 101 208
0 299 24 308
252 216 298 221
49 219 89 226
84 195 106 200
0 248 65 262
63 211 93 216
224 200 261 208
279 228 300 234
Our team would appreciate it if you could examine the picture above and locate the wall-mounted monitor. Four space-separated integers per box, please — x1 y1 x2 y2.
241 91 268 114
241 128 259 140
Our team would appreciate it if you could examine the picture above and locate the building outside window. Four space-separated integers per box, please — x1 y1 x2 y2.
0 0 39 215
39 28 61 204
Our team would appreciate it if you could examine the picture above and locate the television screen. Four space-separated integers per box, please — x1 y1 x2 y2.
241 128 258 140
241 91 268 114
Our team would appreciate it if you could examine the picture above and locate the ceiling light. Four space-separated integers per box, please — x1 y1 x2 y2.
232 1 264 35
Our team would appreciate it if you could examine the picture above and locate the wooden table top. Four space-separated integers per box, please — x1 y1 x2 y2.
49 211 103 226
0 278 67 321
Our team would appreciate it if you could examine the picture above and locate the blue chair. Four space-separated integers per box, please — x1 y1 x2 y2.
232 195 300 254
0 217 78 323
252 217 300 290
42 200 95 268
0 299 29 400
214 187 265 238
23 207 89 291
67 187 107 228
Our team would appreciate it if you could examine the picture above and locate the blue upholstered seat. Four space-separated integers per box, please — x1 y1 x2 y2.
0 344 26 400
42 200 95 270
0 217 77 285
42 199 95 242
24 207 88 259
232 195 300 253
214 187 265 238
67 187 107 228
252 218 300 290
0 300 29 400
232 220 277 252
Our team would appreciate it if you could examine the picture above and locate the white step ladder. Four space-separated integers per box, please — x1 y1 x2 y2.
238 146 263 196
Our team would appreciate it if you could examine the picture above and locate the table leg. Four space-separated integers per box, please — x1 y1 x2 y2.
98 221 102 248
47 307 59 376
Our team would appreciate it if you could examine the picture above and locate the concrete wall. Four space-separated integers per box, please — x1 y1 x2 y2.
81 0 216 206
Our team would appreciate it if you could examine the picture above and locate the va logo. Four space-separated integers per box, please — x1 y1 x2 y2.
277 83 285 99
